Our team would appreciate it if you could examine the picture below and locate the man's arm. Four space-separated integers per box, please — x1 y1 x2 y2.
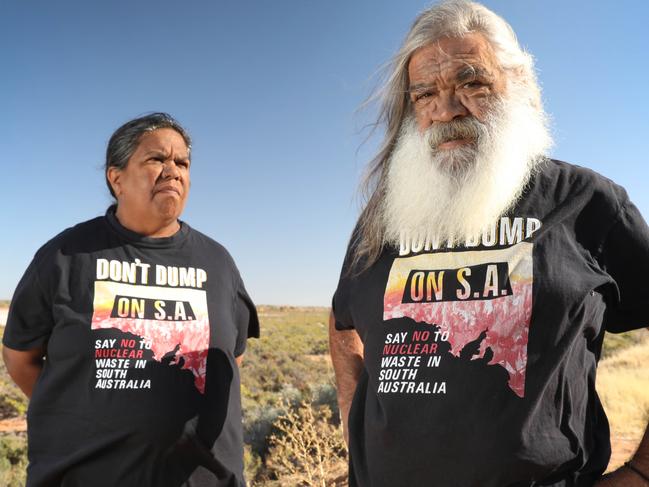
329 310 364 445
597 424 649 486
2 345 45 398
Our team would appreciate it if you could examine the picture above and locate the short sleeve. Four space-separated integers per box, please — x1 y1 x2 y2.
332 282 355 331
3 257 55 350
233 279 259 357
599 197 649 333
332 227 361 331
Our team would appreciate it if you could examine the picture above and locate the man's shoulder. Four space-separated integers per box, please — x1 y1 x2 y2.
542 158 616 185
537 158 629 210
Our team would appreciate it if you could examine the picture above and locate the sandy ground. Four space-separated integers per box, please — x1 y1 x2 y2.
0 417 26 433
0 307 8 326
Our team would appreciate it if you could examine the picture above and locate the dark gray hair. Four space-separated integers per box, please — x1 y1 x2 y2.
352 0 541 271
105 112 192 198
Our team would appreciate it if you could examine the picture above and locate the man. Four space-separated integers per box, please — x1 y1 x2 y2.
3 113 259 486
329 1 649 486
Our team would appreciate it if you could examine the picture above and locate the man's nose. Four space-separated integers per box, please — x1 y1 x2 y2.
432 92 468 123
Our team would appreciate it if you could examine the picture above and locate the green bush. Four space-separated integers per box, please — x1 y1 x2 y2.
240 307 350 484
0 434 27 487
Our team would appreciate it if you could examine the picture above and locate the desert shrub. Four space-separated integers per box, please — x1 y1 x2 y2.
0 333 29 420
241 308 334 448
0 387 27 420
244 444 263 484
264 401 347 487
240 308 347 485
244 383 316 458
0 434 27 487
310 382 339 420
244 404 285 458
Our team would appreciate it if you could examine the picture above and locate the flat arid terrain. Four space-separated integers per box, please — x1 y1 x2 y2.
0 305 647 486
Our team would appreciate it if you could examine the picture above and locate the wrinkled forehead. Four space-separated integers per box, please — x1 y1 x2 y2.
135 128 190 154
407 32 501 80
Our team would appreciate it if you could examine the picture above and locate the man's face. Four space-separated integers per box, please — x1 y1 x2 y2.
383 33 550 249
108 128 191 227
407 33 506 147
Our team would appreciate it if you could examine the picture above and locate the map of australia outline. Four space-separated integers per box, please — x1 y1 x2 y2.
91 258 210 394
383 242 533 397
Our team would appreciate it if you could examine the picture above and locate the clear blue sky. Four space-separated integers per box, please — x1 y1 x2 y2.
2 0 648 305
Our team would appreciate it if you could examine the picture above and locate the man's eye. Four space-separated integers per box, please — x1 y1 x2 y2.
462 81 486 89
414 92 433 102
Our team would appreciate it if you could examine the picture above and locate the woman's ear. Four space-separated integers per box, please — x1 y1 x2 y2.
106 167 122 197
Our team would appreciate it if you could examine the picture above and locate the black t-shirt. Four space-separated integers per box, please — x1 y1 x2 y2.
333 160 649 487
3 208 260 487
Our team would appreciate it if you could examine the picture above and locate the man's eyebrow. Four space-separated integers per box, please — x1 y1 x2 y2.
409 66 493 92
456 66 491 82
408 82 435 92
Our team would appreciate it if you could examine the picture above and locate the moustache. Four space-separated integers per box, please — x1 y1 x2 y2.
424 117 488 150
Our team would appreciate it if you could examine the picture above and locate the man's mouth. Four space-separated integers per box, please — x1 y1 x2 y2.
437 137 473 150
425 117 485 151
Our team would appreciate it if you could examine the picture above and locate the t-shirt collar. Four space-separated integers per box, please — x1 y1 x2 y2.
105 205 189 248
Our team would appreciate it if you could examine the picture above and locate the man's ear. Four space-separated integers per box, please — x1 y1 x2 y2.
106 167 122 197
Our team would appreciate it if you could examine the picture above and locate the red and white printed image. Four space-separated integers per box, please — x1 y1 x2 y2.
92 281 210 394
383 242 533 397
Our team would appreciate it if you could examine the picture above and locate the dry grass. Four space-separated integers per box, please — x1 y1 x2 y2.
598 338 649 436
263 401 347 487
597 336 649 471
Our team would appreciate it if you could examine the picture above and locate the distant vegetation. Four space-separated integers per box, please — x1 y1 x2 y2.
1 306 648 486
600 328 648 359
241 306 347 485
0 323 28 487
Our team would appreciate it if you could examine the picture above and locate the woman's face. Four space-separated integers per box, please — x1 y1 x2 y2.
108 128 191 233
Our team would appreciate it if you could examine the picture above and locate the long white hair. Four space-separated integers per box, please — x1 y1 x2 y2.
352 0 550 270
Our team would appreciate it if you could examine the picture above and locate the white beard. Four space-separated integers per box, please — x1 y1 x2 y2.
381 82 552 250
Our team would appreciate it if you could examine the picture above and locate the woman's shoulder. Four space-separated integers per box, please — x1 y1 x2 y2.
32 216 108 264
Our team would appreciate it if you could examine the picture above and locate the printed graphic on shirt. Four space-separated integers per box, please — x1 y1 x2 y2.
383 242 533 397
91 259 210 394
397 217 542 256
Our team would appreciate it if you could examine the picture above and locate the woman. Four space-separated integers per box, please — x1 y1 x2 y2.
2 113 259 487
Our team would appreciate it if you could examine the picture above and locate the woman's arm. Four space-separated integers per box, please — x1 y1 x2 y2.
2 345 46 398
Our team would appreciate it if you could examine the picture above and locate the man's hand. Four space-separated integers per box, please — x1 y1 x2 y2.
598 425 649 486
328 310 363 446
